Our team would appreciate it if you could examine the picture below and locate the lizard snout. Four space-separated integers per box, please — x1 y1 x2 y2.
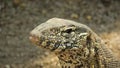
29 34 39 45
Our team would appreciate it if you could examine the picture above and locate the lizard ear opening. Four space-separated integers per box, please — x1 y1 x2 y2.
86 32 97 46
86 34 92 45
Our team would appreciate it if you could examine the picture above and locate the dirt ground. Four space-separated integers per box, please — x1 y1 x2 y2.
0 0 120 67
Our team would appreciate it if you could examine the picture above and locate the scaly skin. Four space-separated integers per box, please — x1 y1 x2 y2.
30 18 120 68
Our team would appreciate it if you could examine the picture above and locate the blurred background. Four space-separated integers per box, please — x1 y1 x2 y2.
0 0 120 67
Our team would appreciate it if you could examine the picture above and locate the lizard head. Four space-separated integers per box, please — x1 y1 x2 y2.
29 18 111 68
29 18 97 54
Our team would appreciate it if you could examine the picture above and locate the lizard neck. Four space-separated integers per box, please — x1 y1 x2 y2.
54 47 104 68
53 38 107 68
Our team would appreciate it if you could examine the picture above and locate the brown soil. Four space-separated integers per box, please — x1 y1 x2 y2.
0 0 120 67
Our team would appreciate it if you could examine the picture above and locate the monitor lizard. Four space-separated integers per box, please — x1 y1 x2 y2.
29 18 120 68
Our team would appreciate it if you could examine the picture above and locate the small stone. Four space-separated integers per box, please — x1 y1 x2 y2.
70 13 79 19
5 65 10 68
86 15 92 20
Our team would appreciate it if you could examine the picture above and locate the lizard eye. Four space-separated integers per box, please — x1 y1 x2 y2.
64 29 73 33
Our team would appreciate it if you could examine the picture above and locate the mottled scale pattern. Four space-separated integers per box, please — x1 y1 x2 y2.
30 18 120 68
